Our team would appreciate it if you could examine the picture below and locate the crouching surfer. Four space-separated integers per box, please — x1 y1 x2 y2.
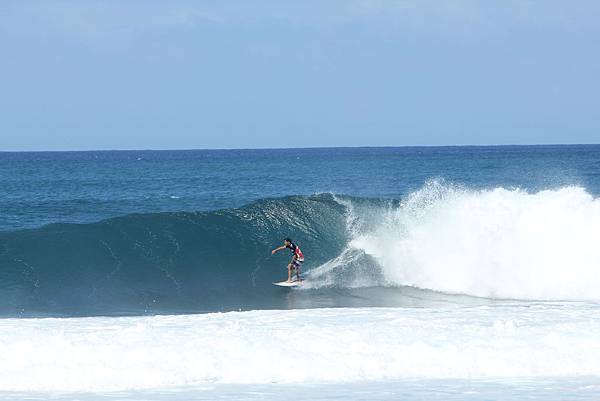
271 237 305 283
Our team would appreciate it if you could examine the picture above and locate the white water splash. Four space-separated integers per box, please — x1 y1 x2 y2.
349 182 600 300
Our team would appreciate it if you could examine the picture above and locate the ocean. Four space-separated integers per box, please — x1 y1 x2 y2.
1 145 600 399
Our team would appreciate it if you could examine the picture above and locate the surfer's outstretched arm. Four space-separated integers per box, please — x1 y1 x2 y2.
271 246 286 254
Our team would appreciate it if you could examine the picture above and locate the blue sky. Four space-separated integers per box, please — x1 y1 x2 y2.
1 1 599 150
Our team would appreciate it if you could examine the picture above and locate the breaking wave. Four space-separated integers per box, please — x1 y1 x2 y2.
2 181 600 316
311 182 600 301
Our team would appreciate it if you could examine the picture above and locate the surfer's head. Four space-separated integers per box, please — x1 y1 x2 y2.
283 237 292 245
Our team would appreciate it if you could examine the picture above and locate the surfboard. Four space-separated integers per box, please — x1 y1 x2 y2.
273 280 303 287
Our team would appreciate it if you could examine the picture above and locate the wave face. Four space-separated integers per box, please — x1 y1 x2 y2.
317 182 600 301
0 195 348 316
2 183 600 316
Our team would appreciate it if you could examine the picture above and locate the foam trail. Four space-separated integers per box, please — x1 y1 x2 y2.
1 304 600 392
352 182 600 300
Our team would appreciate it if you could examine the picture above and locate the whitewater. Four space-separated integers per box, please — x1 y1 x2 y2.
2 304 600 392
310 183 600 301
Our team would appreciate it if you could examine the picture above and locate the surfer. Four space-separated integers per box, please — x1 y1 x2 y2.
271 237 305 283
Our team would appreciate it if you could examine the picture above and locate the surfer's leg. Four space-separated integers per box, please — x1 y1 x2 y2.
287 263 293 282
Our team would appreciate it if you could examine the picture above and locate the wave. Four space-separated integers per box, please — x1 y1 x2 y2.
2 182 600 316
0 194 349 316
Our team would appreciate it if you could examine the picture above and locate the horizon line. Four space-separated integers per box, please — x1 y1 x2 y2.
2 143 600 153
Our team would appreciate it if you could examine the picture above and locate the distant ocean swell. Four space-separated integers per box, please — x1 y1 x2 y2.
2 182 600 316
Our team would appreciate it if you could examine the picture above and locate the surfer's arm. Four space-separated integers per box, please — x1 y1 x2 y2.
271 246 286 254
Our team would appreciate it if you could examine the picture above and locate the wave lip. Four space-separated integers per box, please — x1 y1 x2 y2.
1 304 599 392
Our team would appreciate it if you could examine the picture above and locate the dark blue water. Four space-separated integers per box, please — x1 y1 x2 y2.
2 146 599 231
1 145 599 317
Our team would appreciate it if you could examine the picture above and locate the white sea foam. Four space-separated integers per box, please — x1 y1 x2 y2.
317 183 600 300
1 304 600 392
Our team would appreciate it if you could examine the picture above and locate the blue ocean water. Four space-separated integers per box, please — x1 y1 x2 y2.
1 145 600 317
2 145 600 399
2 145 599 231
